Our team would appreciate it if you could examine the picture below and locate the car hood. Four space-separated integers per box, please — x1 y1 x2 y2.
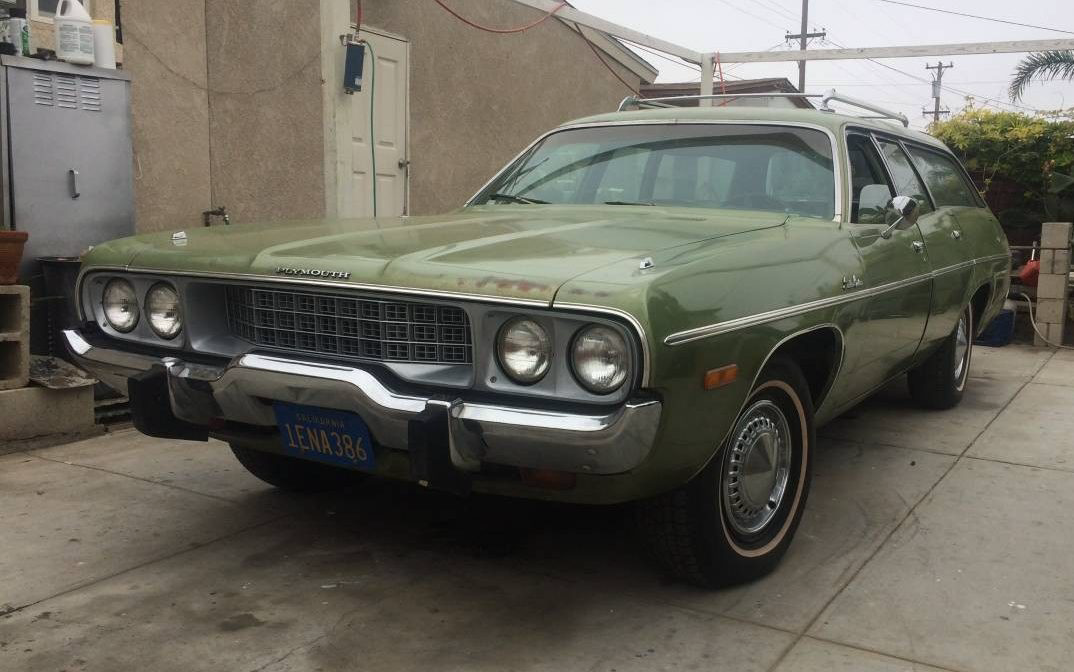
88 205 789 304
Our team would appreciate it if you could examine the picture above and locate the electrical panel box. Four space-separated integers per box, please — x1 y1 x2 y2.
343 42 365 94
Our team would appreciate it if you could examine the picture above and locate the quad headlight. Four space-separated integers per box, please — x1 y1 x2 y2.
145 282 183 339
496 317 551 384
571 325 629 394
102 278 139 333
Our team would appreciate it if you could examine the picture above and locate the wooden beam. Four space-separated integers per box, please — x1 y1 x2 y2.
717 38 1074 63
506 0 704 63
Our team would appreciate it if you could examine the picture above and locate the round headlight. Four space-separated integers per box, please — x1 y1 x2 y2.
102 278 139 333
496 318 551 384
571 325 629 394
145 283 182 339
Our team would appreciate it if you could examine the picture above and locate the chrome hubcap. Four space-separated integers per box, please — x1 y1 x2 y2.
722 399 792 536
953 312 970 382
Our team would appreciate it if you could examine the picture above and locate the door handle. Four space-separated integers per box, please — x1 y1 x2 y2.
68 169 80 199
952 229 962 240
911 241 925 253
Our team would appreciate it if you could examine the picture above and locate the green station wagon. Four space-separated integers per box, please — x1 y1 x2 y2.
66 93 1010 586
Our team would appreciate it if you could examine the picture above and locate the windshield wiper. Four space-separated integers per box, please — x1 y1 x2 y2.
487 193 548 205
604 200 655 206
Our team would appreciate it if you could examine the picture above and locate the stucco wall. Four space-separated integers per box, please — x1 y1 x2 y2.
120 0 212 232
358 0 644 215
204 0 326 224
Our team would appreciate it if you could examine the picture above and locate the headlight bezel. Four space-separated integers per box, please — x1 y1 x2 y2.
144 282 183 340
101 278 140 333
495 316 553 385
569 324 630 395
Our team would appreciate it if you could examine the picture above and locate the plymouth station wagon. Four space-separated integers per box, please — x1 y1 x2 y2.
66 92 1010 586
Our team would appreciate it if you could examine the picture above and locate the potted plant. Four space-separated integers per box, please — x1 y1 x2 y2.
0 230 28 284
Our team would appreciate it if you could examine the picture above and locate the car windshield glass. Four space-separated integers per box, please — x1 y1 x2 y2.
474 124 836 219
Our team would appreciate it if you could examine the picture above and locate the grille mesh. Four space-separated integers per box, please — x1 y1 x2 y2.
226 286 472 365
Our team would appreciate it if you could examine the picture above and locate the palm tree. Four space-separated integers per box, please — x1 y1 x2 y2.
1009 50 1074 101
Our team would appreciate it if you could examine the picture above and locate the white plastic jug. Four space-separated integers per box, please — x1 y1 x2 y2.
55 0 94 66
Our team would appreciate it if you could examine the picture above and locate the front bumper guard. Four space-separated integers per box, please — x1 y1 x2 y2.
64 330 661 476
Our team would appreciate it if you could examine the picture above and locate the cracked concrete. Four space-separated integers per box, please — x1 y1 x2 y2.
0 344 1071 672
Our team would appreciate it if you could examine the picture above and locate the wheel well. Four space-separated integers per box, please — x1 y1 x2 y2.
970 283 992 335
770 327 842 408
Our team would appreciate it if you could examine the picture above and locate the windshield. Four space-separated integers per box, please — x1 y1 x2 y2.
473 123 836 219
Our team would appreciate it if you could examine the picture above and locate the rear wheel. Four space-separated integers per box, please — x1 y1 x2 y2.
230 444 366 492
636 356 814 587
908 303 973 410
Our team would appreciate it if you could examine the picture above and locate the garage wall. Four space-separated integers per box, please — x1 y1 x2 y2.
204 0 326 224
356 0 646 215
120 0 212 232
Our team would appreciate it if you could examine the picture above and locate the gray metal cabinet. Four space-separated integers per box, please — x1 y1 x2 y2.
1 56 134 280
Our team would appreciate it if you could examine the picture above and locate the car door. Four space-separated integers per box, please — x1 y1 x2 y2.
840 132 932 399
904 144 982 345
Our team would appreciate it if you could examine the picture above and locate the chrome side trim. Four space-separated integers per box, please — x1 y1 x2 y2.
663 253 1009 346
465 119 845 223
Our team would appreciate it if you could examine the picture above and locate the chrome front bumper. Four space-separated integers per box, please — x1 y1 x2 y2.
64 330 661 475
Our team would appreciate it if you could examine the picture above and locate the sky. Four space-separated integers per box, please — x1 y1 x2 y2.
570 0 1074 130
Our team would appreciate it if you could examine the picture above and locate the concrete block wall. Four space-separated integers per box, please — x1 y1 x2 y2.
0 286 30 391
1034 222 1072 347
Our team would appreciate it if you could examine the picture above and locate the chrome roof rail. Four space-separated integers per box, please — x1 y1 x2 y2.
616 88 910 128
819 89 909 127
618 92 818 111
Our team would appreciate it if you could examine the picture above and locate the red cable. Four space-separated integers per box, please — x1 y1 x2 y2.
715 52 727 94
356 0 363 32
433 0 567 34
579 29 639 96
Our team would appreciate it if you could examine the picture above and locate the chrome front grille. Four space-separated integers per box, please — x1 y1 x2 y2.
226 286 473 365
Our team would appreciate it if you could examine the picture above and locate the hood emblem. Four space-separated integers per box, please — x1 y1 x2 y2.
275 266 351 280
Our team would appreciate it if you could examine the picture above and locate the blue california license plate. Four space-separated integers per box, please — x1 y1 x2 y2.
273 402 376 471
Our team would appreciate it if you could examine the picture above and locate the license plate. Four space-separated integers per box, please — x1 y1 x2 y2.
273 402 376 471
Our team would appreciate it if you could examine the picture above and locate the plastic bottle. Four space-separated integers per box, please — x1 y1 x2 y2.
6 8 30 57
92 19 115 68
55 0 95 66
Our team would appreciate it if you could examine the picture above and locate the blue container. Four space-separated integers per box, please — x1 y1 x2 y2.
975 308 1015 347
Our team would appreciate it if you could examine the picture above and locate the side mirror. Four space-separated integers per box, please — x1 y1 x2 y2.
881 195 919 239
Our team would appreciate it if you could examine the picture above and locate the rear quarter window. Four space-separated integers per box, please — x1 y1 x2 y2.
906 146 981 208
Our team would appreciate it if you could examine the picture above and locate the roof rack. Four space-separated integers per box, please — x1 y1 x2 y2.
617 88 909 128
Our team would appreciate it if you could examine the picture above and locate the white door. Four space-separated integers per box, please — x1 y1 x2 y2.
339 28 409 218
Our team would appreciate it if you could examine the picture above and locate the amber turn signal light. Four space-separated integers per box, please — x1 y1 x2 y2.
703 364 738 390
519 468 577 490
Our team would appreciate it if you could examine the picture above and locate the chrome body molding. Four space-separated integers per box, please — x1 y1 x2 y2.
664 254 1007 346
74 265 550 323
64 330 661 476
466 119 845 222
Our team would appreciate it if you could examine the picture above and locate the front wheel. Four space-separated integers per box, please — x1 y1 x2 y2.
636 356 814 587
908 303 973 410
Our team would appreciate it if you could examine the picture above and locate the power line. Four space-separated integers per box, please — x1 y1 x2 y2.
875 0 1074 36
750 0 798 23
714 0 790 30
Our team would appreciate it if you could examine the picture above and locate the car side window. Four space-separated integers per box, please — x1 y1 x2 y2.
906 146 981 208
846 134 892 224
876 139 934 215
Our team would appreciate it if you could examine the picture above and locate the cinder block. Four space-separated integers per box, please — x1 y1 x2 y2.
0 285 30 391
1041 249 1055 270
1033 322 1066 347
1037 273 1069 300
0 385 94 441
1037 298 1066 324
1053 249 1071 275
1041 222 1073 250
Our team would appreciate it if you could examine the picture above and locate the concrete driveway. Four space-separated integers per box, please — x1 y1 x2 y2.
2 345 1072 672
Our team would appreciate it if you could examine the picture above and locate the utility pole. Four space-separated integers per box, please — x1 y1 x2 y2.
923 61 953 123
785 0 826 92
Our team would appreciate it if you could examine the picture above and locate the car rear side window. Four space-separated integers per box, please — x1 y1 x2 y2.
906 146 981 208
877 139 934 215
